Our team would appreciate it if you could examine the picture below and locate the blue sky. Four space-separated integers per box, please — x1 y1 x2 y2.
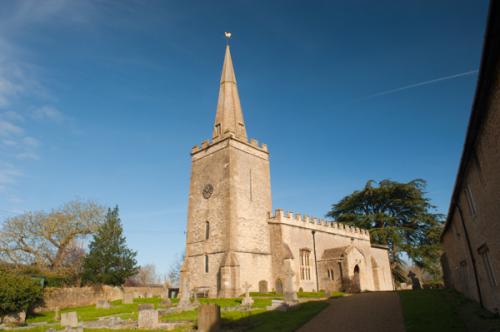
0 0 489 274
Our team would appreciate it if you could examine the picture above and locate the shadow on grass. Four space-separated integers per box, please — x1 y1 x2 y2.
220 300 329 332
399 289 500 332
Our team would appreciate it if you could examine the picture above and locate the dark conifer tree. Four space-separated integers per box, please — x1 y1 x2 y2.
82 206 138 286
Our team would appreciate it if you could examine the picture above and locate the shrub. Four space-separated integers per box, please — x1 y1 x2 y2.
0 271 44 317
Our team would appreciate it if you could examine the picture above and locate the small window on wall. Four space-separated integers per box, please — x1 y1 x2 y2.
300 249 311 281
214 124 221 137
327 269 334 280
465 185 477 217
205 221 210 240
205 255 209 273
478 244 497 287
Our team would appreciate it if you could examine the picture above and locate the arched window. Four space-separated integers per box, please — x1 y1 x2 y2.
327 269 334 280
205 255 209 273
205 221 209 240
300 249 311 280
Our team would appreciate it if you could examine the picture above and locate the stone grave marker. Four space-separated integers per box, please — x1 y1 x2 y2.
54 307 60 321
138 309 158 329
197 304 220 332
284 260 298 305
241 282 254 307
96 300 111 309
138 303 155 311
123 293 134 304
60 312 78 328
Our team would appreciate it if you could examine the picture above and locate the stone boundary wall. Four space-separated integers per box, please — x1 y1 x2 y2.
42 286 164 310
268 208 371 241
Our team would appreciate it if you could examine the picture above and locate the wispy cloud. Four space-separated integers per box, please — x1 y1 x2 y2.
16 152 39 160
0 119 24 136
33 105 63 122
0 162 23 192
360 70 479 101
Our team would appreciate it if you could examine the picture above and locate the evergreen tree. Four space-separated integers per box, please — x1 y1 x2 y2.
82 206 138 286
327 179 443 283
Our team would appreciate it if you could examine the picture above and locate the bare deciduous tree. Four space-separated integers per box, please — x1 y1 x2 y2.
127 264 159 286
166 253 184 288
0 200 105 270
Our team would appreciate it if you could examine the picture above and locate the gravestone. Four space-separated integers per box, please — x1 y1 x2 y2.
241 282 254 307
96 300 111 309
138 304 154 311
407 271 422 290
60 312 78 328
258 280 268 293
161 297 172 306
138 309 158 329
54 307 61 321
197 304 220 332
123 293 134 304
177 277 192 309
283 260 298 305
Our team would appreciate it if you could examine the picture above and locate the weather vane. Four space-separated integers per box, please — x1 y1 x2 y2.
225 32 232 45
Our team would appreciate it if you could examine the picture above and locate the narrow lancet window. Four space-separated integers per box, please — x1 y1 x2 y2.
205 255 209 273
205 221 210 240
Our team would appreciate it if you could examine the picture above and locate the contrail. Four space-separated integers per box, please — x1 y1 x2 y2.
361 69 479 100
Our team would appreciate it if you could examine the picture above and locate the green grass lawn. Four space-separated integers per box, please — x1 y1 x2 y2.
399 289 500 332
222 300 329 331
23 293 334 332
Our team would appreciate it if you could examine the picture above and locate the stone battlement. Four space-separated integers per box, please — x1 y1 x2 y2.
268 208 370 240
191 133 268 155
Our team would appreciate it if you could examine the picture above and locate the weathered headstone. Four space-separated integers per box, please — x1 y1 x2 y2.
60 312 78 328
96 300 111 309
123 293 134 304
161 297 172 306
192 290 200 306
54 307 61 321
407 271 422 290
138 304 154 311
197 304 220 332
177 277 191 309
284 260 298 305
138 309 158 329
241 282 254 307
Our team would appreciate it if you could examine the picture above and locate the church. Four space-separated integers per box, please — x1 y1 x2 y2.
180 40 394 298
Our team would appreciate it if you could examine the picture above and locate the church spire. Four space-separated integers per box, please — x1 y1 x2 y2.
213 34 247 140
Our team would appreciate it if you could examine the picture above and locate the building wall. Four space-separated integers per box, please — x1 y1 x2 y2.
441 7 500 312
184 136 272 296
268 209 393 293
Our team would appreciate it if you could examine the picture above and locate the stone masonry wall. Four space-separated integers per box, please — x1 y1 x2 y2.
42 286 164 310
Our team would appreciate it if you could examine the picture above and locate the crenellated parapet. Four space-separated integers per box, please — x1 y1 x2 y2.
191 133 268 155
268 208 371 240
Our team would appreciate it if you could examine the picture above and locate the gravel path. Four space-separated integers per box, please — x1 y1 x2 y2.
297 292 406 332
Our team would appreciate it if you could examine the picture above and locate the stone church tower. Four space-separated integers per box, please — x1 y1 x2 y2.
182 44 272 298
180 40 394 299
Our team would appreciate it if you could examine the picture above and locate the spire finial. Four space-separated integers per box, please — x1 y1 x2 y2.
224 32 232 46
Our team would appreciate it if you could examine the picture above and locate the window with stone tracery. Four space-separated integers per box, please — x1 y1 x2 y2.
300 249 311 281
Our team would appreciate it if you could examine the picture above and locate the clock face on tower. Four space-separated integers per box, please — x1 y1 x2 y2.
202 184 214 199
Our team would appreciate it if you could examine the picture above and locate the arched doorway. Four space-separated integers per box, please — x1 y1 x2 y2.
352 265 361 293
275 278 283 295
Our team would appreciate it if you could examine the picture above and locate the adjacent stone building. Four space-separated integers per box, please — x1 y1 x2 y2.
181 40 394 298
441 2 500 314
